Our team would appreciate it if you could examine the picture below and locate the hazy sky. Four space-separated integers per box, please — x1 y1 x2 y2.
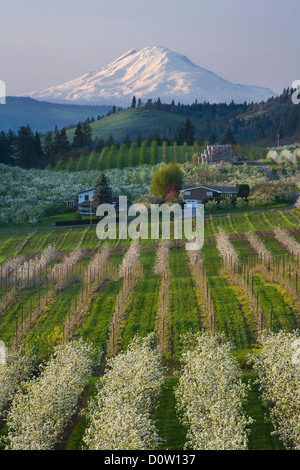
1 0 299 96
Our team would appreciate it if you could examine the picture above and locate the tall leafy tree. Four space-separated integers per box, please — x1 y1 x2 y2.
150 163 183 200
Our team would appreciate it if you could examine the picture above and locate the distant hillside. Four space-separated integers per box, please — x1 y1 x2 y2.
66 108 192 143
64 90 300 146
0 97 111 133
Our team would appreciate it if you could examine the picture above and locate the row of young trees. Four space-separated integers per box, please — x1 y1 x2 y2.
0 115 238 170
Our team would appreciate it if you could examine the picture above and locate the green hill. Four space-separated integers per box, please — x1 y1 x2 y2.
66 108 193 143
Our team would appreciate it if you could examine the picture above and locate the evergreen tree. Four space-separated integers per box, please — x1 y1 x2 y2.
34 132 44 165
95 137 105 153
53 131 61 155
123 134 131 147
73 123 84 148
6 129 16 160
93 172 113 210
131 96 137 109
105 134 115 148
0 131 13 165
178 118 195 145
209 133 217 145
15 125 37 168
198 134 205 146
222 128 236 145
43 132 54 157
136 134 143 147
59 128 70 154
82 122 93 151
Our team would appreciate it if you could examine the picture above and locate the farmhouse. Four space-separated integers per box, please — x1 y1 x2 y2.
180 184 239 207
78 188 95 215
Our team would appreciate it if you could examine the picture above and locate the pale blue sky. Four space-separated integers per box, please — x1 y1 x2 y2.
1 0 299 96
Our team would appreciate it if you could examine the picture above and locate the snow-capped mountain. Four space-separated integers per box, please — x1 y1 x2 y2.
24 46 276 106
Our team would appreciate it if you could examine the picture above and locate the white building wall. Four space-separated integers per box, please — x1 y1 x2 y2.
78 189 95 203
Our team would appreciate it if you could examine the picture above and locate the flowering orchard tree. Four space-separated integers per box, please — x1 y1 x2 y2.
216 228 239 266
5 339 98 450
153 240 169 277
15 245 58 284
274 228 300 257
83 334 165 450
175 332 252 450
250 330 300 450
0 351 35 417
118 239 141 278
245 232 272 263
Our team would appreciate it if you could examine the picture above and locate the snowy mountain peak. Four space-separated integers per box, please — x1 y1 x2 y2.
24 46 276 106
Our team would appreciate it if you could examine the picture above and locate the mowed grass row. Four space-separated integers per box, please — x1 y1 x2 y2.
169 246 202 357
122 247 161 350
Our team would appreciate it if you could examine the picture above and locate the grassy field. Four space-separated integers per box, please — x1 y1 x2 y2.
0 208 299 450
65 108 196 144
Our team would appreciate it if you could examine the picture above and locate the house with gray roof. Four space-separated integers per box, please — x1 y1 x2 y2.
180 184 239 207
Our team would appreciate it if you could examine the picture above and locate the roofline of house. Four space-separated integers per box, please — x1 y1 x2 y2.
78 188 95 194
180 185 239 193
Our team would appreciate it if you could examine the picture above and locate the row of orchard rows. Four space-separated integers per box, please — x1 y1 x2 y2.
51 143 198 171
3 330 298 450
0 211 300 449
0 207 299 263
1 230 299 359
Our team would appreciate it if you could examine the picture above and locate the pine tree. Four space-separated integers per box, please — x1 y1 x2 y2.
93 172 113 210
58 128 70 154
15 125 36 168
43 132 54 157
73 123 84 149
34 132 44 164
222 128 236 145
209 133 217 145
123 134 131 147
131 96 136 109
82 122 93 151
0 131 11 164
178 118 195 145
105 134 115 148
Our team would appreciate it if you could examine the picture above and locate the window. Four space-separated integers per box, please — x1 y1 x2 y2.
206 191 213 196
185 191 191 196
85 195 89 201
